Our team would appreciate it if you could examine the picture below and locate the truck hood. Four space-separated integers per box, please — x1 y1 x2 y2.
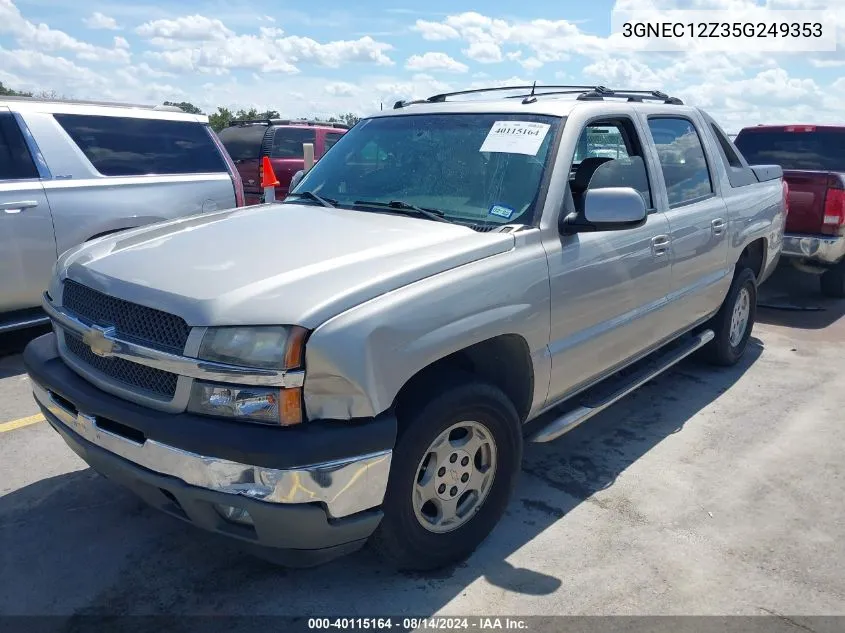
59 203 516 328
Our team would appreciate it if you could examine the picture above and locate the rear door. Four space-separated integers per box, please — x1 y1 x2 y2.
735 126 845 234
644 114 730 325
269 126 315 196
0 109 57 314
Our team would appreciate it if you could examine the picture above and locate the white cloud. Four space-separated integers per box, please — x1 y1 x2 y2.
83 12 120 30
136 15 235 42
260 26 284 38
412 20 459 41
463 42 502 63
113 36 129 50
325 82 359 96
0 1 130 64
142 22 394 75
406 52 468 73
810 58 845 68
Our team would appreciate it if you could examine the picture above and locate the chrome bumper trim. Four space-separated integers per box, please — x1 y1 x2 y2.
33 381 391 519
781 234 845 265
42 294 304 389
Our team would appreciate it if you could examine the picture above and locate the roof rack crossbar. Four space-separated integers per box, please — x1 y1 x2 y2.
424 85 599 104
228 118 349 128
392 85 683 108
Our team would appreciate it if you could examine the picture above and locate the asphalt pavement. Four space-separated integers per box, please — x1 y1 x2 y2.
1 266 843 621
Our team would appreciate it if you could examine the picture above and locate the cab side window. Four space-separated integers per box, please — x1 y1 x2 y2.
0 113 39 181
570 119 653 211
648 117 714 207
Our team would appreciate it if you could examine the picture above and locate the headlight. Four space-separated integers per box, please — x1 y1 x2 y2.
197 325 307 370
188 326 308 426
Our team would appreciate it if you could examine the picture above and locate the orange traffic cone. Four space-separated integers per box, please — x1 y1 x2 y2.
261 156 280 203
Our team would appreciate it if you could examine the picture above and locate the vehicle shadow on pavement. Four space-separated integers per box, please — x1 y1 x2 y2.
0 344 762 618
0 325 51 379
757 264 845 330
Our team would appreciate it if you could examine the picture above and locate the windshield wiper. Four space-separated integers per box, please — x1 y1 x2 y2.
353 199 453 223
286 191 337 208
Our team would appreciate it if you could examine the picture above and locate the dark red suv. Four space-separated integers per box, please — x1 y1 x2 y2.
217 119 349 205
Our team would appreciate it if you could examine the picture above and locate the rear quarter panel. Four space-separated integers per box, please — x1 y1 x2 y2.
43 175 238 255
699 113 786 283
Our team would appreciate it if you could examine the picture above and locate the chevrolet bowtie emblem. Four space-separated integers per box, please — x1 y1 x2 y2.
82 325 116 357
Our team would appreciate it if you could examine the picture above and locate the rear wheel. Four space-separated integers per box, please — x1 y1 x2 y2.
820 260 845 298
370 379 522 571
702 267 757 366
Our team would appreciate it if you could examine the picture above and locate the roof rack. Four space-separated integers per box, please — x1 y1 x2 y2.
227 118 349 129
393 84 683 108
0 95 190 112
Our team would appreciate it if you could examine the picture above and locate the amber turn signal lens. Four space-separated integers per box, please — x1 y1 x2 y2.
279 388 303 426
284 326 309 369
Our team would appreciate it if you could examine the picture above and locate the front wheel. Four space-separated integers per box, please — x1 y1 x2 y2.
370 379 522 571
702 267 757 367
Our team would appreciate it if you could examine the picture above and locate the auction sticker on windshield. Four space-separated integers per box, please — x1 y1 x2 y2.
480 121 551 155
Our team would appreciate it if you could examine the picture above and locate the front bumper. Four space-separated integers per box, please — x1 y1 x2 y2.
24 333 397 565
781 233 845 266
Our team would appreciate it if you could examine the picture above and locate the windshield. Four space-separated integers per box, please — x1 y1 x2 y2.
735 128 845 172
289 113 562 226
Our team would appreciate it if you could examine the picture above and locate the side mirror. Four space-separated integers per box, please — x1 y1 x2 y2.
561 187 647 234
289 169 305 191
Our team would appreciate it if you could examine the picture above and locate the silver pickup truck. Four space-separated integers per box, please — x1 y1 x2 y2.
24 86 787 571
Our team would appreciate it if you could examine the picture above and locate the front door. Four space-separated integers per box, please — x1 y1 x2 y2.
0 109 57 315
545 115 673 406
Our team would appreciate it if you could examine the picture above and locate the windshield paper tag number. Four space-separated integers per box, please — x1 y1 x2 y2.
480 121 551 155
488 204 514 220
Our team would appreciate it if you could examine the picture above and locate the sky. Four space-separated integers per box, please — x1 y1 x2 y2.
0 0 843 133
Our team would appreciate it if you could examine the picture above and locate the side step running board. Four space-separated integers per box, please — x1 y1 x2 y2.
530 329 715 443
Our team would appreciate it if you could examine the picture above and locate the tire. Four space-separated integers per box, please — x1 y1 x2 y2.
370 378 523 571
820 260 845 299
702 267 757 367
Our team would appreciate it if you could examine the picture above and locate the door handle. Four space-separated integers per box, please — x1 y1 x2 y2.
651 234 670 257
1 200 38 214
711 218 727 235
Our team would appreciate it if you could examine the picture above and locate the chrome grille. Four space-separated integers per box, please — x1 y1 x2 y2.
65 332 179 398
62 279 190 354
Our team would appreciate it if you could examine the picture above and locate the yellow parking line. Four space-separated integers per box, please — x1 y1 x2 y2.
0 413 45 433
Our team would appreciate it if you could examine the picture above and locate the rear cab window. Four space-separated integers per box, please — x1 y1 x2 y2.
271 127 316 159
323 131 344 155
0 112 39 181
734 127 845 171
54 114 228 176
648 117 714 207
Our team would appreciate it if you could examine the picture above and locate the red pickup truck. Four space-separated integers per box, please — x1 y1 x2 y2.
735 125 845 297
217 119 349 206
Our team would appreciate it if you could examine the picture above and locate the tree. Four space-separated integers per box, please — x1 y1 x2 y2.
208 107 234 131
257 110 280 119
163 101 203 114
0 82 32 97
339 112 360 127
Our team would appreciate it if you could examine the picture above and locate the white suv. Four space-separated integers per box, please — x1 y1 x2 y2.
0 97 244 332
